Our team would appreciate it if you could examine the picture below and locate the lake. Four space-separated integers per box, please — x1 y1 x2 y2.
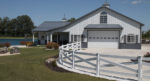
0 39 36 45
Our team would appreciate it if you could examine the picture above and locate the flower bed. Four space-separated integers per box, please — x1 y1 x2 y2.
20 41 34 47
20 41 27 45
46 42 59 50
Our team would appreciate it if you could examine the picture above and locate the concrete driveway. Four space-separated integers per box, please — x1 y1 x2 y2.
78 44 150 81
81 44 150 57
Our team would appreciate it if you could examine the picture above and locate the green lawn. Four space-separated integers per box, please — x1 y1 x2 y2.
0 48 113 81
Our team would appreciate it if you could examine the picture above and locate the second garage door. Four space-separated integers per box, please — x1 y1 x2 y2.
88 31 119 48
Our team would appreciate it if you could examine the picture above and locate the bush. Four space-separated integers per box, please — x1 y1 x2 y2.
53 43 59 50
46 42 59 50
20 41 27 45
144 52 150 57
46 42 53 49
26 42 33 46
4 42 11 47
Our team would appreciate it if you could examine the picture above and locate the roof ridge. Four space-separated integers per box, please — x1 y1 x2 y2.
44 21 68 23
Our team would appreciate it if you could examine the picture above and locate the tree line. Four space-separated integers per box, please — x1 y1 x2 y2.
0 15 35 37
142 30 150 40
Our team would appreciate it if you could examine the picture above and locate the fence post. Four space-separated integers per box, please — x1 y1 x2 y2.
71 43 74 50
59 48 61 63
67 44 69 50
96 53 100 76
72 50 75 69
61 50 63 65
138 56 143 81
80 42 81 50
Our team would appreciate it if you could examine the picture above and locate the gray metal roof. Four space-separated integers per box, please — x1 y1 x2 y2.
33 21 70 32
85 24 123 29
33 6 144 32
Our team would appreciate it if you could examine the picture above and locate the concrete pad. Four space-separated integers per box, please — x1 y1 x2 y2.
76 44 150 81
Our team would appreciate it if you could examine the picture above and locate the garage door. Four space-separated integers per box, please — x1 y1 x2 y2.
88 31 119 48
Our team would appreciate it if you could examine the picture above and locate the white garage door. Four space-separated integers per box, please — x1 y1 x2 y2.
88 31 119 48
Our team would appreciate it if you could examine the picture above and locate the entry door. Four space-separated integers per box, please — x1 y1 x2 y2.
88 31 119 48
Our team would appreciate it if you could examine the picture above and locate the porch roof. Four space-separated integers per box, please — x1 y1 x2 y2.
85 24 123 29
33 21 70 32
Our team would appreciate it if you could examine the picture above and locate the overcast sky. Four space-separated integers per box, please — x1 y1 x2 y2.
0 0 149 31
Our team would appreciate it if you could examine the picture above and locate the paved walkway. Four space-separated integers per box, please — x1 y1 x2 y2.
0 52 20 56
10 45 26 48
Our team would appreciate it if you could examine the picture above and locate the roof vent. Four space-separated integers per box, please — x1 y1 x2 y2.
102 0 110 8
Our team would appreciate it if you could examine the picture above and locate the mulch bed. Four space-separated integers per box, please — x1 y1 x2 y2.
45 55 71 72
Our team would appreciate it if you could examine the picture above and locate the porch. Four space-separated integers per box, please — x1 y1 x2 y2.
32 32 82 45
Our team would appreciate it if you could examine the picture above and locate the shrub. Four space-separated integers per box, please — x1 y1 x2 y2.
4 42 11 48
53 43 59 50
46 42 59 50
46 42 53 49
144 52 150 57
26 42 33 46
20 41 27 45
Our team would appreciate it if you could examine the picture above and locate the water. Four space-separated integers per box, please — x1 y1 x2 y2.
0 39 36 45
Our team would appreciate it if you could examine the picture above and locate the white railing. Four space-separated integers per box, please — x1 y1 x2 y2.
141 57 150 81
57 43 150 81
59 42 81 51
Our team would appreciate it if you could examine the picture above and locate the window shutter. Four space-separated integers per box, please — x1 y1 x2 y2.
124 35 126 44
136 35 138 43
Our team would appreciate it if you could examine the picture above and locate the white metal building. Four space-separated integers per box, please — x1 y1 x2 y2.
33 3 144 49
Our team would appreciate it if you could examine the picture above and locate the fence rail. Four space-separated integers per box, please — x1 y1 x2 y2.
57 42 150 81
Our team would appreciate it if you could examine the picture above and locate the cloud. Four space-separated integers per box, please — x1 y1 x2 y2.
131 0 142 5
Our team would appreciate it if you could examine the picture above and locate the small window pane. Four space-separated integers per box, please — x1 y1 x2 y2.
127 35 135 43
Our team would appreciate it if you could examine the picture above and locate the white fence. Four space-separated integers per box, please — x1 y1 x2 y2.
57 43 150 81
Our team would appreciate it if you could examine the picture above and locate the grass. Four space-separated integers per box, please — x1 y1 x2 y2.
0 48 113 81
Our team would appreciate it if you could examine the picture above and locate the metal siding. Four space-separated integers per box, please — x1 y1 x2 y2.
64 10 102 38
62 8 141 44
107 10 141 44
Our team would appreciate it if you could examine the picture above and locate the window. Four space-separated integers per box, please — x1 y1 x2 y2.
127 34 135 43
72 35 83 42
89 37 92 39
100 12 107 23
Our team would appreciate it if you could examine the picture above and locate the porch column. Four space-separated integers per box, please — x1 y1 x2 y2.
57 32 58 43
69 33 71 43
73 35 74 42
50 33 53 42
47 33 49 44
80 35 82 42
32 32 35 43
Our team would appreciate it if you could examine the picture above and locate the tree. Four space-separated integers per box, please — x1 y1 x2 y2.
0 17 2 36
142 30 150 40
16 15 34 36
9 19 18 36
0 15 35 37
67 17 76 22
1 17 10 36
